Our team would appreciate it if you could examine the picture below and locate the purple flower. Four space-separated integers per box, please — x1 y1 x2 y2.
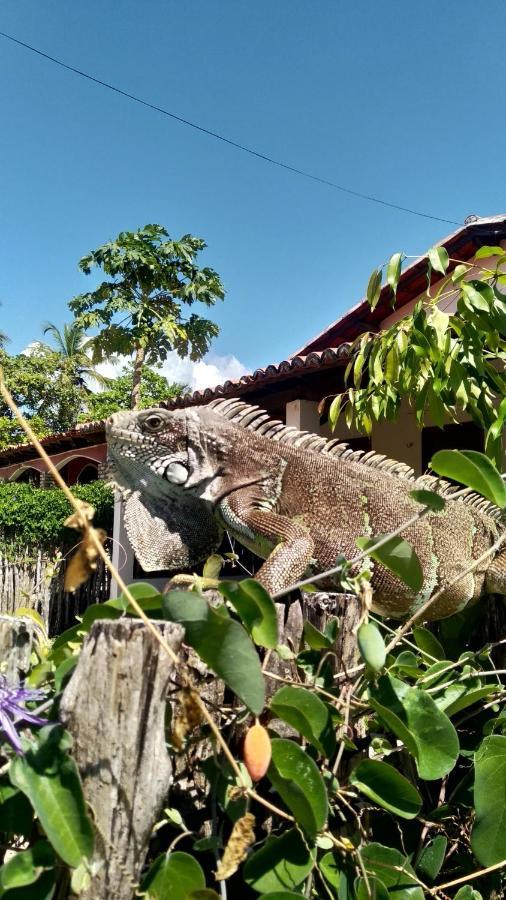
0 677 47 754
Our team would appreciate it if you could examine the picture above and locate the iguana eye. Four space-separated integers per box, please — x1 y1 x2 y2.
142 413 165 433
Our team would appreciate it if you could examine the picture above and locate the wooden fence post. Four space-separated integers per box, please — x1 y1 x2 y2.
59 619 184 900
0 615 34 685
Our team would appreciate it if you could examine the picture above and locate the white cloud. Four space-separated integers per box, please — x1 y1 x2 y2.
96 351 248 394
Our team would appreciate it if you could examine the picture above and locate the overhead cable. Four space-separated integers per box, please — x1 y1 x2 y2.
0 29 461 227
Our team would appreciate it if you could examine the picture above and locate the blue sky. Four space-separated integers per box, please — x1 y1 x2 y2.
1 1 505 387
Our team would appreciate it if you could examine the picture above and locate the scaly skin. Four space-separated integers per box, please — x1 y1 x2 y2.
106 401 506 621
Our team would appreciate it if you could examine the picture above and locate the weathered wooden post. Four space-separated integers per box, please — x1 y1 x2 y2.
0 614 34 685
59 618 184 900
272 591 361 679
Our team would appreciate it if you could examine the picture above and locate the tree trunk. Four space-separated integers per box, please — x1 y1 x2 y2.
130 345 145 410
59 619 184 900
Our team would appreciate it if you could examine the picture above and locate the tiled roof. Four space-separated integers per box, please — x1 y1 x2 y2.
0 420 106 464
164 345 350 408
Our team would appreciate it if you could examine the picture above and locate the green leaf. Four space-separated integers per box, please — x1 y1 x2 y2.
387 253 403 297
356 535 423 592
412 627 445 661
318 852 342 889
367 268 383 309
474 245 505 259
354 876 389 900
270 686 336 757
357 622 386 672
428 246 449 275
452 263 468 283
81 602 121 630
430 449 506 508
443 684 498 717
0 842 54 889
349 759 422 819
0 869 56 899
409 489 445 512
453 888 483 900
243 829 314 893
107 581 162 612
267 738 328 837
329 394 342 429
258 894 304 899
187 892 221 900
416 835 447 882
369 674 459 780
162 591 265 714
9 726 94 868
140 851 206 900
471 734 506 865
219 579 278 649
360 843 424 900
303 620 333 650
54 656 79 693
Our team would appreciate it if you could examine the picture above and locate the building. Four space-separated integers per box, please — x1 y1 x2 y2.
1 213 505 591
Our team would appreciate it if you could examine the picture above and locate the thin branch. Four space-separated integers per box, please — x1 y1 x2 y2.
430 859 506 893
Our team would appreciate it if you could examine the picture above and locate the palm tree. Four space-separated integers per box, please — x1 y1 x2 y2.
34 321 113 431
38 321 111 391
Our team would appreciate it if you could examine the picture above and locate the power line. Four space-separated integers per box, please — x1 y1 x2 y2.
0 29 462 227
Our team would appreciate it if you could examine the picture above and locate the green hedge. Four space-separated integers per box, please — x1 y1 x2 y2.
0 481 114 550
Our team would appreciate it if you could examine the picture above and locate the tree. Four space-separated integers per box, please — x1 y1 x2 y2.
32 321 112 431
37 322 111 392
69 224 225 409
330 245 506 464
0 332 111 447
0 349 57 448
82 365 186 420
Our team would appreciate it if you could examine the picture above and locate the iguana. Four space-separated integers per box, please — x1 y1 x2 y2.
106 398 506 620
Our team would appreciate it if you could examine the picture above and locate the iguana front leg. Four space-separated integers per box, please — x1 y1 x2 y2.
219 495 314 595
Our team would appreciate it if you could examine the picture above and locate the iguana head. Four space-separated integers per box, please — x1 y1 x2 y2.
105 407 225 571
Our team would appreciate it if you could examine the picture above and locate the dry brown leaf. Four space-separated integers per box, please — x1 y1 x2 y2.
64 500 95 531
64 527 107 592
214 813 256 881
171 688 203 750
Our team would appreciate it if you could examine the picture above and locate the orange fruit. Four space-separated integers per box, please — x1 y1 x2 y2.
243 723 272 781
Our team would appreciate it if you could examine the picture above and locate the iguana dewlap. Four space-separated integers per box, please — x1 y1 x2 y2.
106 399 506 620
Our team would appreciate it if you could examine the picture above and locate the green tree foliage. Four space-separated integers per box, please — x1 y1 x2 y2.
0 349 58 448
82 364 186 420
330 246 506 464
69 224 225 409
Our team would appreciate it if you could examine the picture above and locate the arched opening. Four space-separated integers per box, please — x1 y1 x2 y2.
10 467 41 486
58 457 99 486
76 463 99 485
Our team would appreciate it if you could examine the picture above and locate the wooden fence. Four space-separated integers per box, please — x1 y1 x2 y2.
0 543 110 635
